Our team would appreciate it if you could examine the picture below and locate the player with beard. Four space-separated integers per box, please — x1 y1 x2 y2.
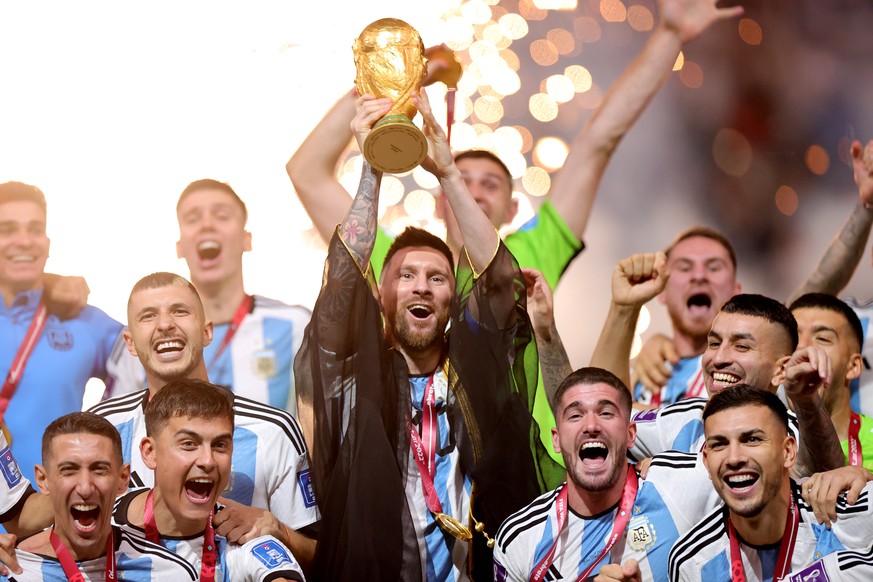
668 386 873 581
592 256 844 475
107 179 311 414
493 367 723 582
295 90 549 580
0 272 319 574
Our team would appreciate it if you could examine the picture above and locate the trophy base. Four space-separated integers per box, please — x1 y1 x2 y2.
363 115 428 174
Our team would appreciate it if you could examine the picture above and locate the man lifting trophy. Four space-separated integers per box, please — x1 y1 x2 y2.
353 18 428 173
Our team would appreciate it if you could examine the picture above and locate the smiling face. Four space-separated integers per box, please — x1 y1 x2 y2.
124 283 213 388
176 187 251 288
141 414 233 534
35 433 129 560
662 236 739 343
703 312 791 394
0 200 50 303
703 404 795 518
379 246 454 355
551 382 635 493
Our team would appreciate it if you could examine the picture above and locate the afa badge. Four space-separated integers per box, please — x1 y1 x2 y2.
626 515 656 552
251 349 277 379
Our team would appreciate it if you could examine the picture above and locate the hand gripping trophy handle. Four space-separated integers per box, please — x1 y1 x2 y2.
353 18 429 173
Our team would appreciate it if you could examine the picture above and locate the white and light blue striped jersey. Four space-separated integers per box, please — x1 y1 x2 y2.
0 427 34 522
493 452 722 582
629 398 800 461
406 371 472 582
634 355 705 406
1 288 122 484
0 527 198 581
844 297 873 418
112 490 305 582
105 295 310 414
668 481 873 582
88 390 319 531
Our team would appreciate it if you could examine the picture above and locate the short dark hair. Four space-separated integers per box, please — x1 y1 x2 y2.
0 181 47 213
177 178 248 223
128 272 203 315
720 294 798 352
145 378 234 437
551 367 632 419
453 150 513 191
665 226 737 270
382 226 455 277
702 384 789 433
42 412 123 466
789 293 864 351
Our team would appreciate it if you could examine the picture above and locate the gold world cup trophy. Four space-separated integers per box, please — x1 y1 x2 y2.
353 18 428 174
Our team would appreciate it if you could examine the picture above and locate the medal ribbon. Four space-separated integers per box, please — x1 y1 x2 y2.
407 373 445 514
727 493 799 582
848 411 862 467
50 525 116 582
529 464 639 582
0 303 48 423
446 88 456 147
144 489 217 582
207 294 252 368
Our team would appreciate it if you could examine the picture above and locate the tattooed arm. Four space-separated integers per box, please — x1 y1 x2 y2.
787 139 873 304
339 94 390 272
524 269 573 404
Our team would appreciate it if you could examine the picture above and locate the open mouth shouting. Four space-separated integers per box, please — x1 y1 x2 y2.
578 441 609 469
197 240 221 261
70 503 101 535
686 293 713 318
407 304 434 321
184 478 215 505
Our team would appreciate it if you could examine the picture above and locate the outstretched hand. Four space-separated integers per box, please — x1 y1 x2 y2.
523 268 555 341
412 89 457 181
659 0 744 44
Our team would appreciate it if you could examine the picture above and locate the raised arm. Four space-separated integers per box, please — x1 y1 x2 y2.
590 253 669 389
286 91 357 244
776 346 846 475
547 0 743 239
523 268 573 403
414 90 498 272
787 139 873 304
340 95 390 271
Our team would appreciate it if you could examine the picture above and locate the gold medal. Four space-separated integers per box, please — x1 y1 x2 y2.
433 512 473 541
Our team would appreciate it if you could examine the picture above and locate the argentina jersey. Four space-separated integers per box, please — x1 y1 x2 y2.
782 545 873 581
89 390 319 531
634 355 705 407
104 296 310 414
668 481 873 582
844 297 873 417
630 398 800 461
493 452 721 582
0 527 197 581
406 371 472 582
112 491 304 582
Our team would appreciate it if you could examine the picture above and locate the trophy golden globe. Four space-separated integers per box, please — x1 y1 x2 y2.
353 18 428 174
